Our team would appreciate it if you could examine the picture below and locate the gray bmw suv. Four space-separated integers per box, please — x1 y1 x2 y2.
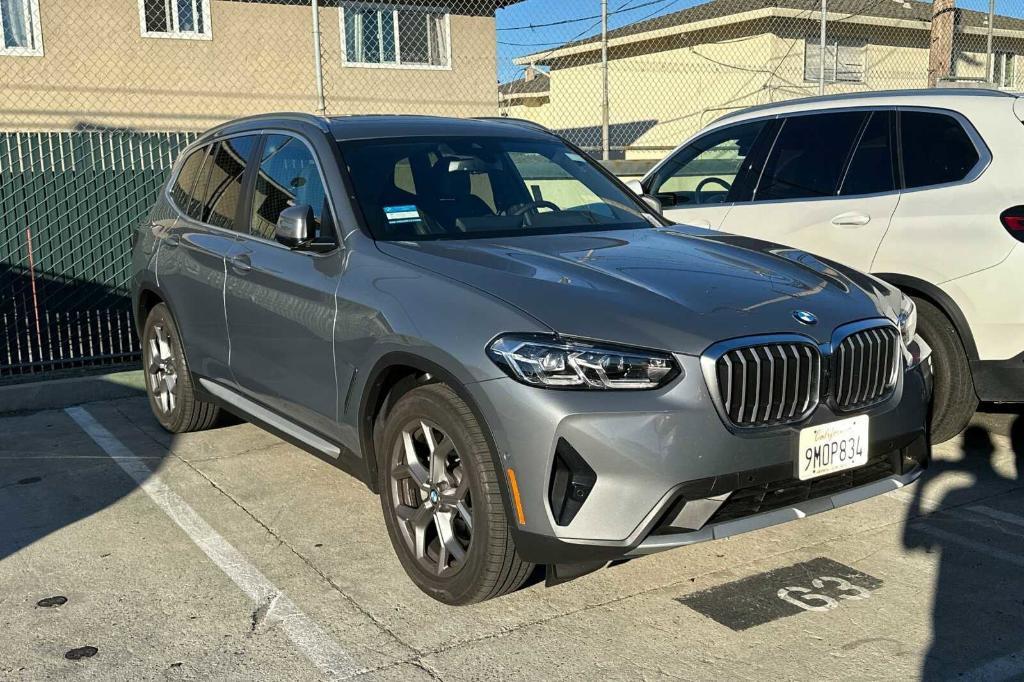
132 113 932 605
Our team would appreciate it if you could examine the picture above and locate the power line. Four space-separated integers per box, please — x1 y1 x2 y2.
497 0 676 32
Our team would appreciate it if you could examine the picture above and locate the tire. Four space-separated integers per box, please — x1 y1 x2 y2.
377 383 533 605
141 303 220 434
914 297 977 443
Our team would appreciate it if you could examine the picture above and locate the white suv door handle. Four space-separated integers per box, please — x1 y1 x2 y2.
831 212 871 227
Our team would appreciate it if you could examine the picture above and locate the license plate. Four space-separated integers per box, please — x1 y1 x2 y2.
797 415 869 481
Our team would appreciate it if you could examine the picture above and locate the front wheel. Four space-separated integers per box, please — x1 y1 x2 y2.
377 383 532 605
914 297 977 443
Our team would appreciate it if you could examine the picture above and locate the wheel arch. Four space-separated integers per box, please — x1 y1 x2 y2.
874 272 979 362
357 352 517 526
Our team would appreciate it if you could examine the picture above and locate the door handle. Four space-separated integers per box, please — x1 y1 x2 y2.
831 212 871 227
229 253 252 274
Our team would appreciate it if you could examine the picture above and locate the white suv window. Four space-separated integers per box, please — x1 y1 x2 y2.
754 112 866 202
899 111 980 189
649 121 767 207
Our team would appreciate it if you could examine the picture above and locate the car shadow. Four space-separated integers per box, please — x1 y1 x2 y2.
903 411 1024 678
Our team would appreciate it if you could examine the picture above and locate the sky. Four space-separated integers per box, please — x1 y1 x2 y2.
494 0 704 83
493 0 1024 84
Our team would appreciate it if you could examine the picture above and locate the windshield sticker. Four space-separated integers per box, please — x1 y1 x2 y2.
565 152 586 163
384 205 421 224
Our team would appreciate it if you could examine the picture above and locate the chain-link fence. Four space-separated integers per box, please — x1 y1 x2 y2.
2 0 1020 379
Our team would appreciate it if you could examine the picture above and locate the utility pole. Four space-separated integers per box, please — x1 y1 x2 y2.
819 0 827 95
986 0 995 84
928 0 956 87
311 0 327 115
601 0 610 161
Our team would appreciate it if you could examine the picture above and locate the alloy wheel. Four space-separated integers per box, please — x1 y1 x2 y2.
145 323 178 415
390 419 474 577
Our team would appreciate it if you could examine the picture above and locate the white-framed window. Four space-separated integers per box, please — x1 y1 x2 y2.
804 39 866 83
0 0 43 56
992 51 1016 88
340 3 451 70
138 0 212 40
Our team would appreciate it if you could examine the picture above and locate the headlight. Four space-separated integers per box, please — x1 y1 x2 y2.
487 334 681 390
897 295 917 347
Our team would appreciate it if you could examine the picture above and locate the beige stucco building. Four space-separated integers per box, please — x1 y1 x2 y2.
0 0 510 132
500 0 1024 159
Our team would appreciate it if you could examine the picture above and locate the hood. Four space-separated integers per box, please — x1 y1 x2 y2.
377 227 898 355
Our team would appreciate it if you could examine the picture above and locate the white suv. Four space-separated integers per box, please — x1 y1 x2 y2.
639 89 1023 442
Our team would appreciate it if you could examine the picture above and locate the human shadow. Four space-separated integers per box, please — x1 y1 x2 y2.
903 414 1024 679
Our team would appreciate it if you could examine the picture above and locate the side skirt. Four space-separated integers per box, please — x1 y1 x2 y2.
195 377 372 488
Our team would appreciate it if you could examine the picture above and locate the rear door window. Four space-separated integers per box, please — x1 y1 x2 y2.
170 146 211 221
755 111 867 201
839 110 896 196
648 121 768 207
201 135 258 231
900 111 980 189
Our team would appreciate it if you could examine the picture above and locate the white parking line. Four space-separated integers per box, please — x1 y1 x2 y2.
958 650 1024 682
912 524 1024 567
969 505 1024 529
65 406 363 680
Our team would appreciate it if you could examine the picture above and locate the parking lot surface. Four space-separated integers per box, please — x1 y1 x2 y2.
1 397 1022 680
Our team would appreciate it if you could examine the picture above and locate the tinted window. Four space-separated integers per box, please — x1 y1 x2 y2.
900 111 980 189
250 135 334 242
839 111 895 196
649 121 767 206
341 136 653 241
755 112 867 201
200 136 257 230
170 146 209 220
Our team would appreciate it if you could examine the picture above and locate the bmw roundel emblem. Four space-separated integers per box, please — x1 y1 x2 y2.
793 310 818 326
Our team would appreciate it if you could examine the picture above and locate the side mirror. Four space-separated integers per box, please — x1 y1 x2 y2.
641 194 663 215
275 204 314 249
625 179 662 214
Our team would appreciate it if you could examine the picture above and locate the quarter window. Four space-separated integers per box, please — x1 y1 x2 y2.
170 146 211 222
250 135 335 243
342 3 449 68
900 111 980 189
804 39 866 83
649 121 768 206
140 0 211 39
755 112 867 202
0 0 42 56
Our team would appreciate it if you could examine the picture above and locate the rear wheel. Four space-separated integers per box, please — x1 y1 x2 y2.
142 303 220 433
914 297 977 443
378 383 532 605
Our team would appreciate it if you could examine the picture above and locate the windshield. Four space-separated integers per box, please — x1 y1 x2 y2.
338 136 655 241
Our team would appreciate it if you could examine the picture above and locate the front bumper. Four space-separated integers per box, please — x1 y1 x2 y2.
468 342 932 566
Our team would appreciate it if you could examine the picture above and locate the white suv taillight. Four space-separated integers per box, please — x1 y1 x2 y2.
999 207 1024 242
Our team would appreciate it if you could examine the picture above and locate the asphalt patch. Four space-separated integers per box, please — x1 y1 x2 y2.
36 596 68 608
676 557 882 631
64 646 98 661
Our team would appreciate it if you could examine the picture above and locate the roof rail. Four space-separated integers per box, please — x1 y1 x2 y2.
202 111 332 139
472 116 552 133
713 87 1016 124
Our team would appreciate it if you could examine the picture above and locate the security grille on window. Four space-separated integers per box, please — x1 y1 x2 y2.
342 3 450 68
804 39 866 83
993 52 1016 88
140 0 211 39
0 0 42 55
